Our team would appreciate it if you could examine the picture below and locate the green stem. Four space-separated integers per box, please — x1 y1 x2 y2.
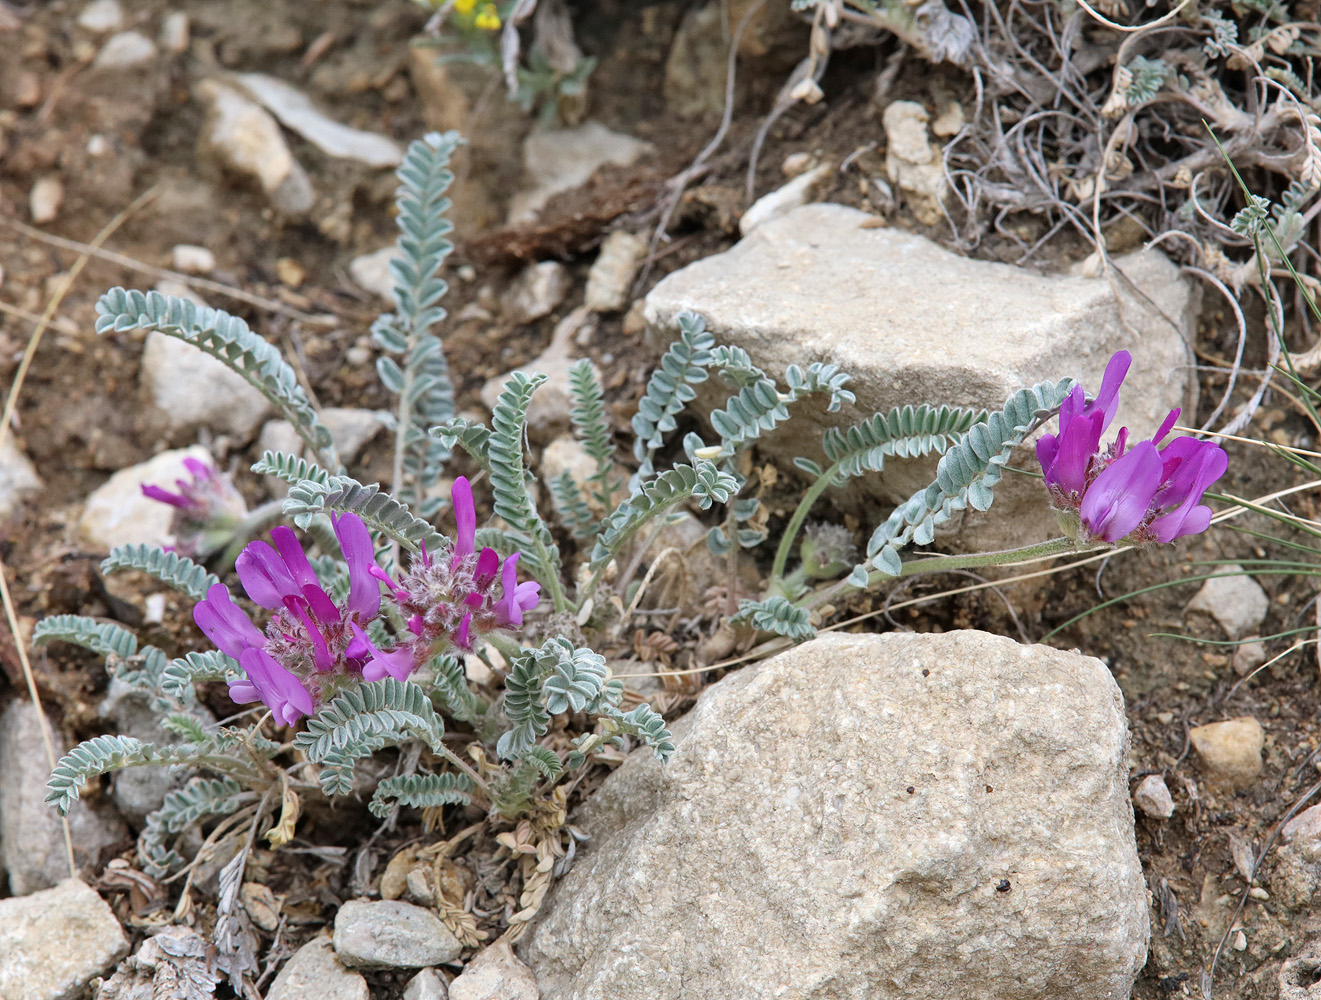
799 536 1085 612
435 742 493 801
769 468 839 587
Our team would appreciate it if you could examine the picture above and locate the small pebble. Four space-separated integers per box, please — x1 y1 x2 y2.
143 593 167 624
160 11 189 54
172 244 216 275
782 151 815 177
1189 717 1265 791
86 134 111 157
276 257 306 287
1249 886 1270 900
1232 640 1267 677
403 968 448 1000
14 71 40 107
29 176 63 224
1186 566 1269 639
1155 712 1174 725
76 0 123 33
1231 930 1247 951
1133 775 1175 820
507 261 570 324
332 899 461 969
92 30 158 70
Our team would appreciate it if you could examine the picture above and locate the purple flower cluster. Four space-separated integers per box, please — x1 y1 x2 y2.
192 477 539 726
1037 351 1228 545
142 457 248 558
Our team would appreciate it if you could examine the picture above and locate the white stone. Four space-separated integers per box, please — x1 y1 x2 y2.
92 31 158 70
1186 566 1269 639
76 0 123 33
739 163 832 236
1233 639 1267 677
171 244 216 275
159 11 189 53
585 231 646 313
0 879 128 1000
509 123 653 224
349 246 397 302
541 435 597 494
482 308 592 444
0 702 127 896
141 330 272 439
333 900 462 969
0 438 43 524
1189 717 1265 791
269 935 369 1000
404 967 450 1000
882 100 946 225
78 445 212 550
449 940 537 1000
1133 774 1175 819
644 203 1194 552
196 80 314 215
526 631 1148 1000
507 261 571 324
233 73 403 168
1282 803 1321 862
29 176 62 224
321 407 389 460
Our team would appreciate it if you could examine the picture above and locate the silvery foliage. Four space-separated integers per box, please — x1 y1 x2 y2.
45 131 1081 878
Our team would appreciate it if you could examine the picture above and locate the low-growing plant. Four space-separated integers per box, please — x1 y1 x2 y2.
39 130 1229 964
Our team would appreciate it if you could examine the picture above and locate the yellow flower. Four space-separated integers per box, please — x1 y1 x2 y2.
474 4 501 29
455 0 476 13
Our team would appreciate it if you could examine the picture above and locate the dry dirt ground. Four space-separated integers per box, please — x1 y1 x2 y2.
2 2 1321 998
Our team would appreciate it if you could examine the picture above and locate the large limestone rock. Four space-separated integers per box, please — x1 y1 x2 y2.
141 331 272 440
644 203 1196 550
0 700 127 896
0 879 128 1000
78 445 212 551
523 631 1148 1000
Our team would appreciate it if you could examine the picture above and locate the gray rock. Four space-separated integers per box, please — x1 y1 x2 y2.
269 935 369 1000
523 631 1148 1000
141 330 272 439
739 164 832 236
159 12 189 53
232 73 403 168
99 679 214 826
663 3 726 119
333 900 462 969
882 101 946 225
0 879 128 1000
196 80 315 215
29 176 63 224
1186 566 1269 640
508 124 652 224
585 232 646 314
349 246 397 302
257 408 386 466
94 925 218 999
404 968 450 1000
171 244 215 275
76 0 123 33
506 262 571 324
0 437 43 524
92 31 158 70
1133 774 1175 820
1233 639 1268 677
0 701 127 896
78 445 213 551
481 308 593 444
450 940 537 1000
1190 717 1265 791
644 203 1194 552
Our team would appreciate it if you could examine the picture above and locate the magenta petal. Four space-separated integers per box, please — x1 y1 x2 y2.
1057 385 1086 436
1150 444 1227 542
182 457 212 480
349 622 415 682
272 526 321 592
141 484 190 508
451 476 477 566
238 647 314 726
236 541 301 609
193 584 265 659
475 547 500 589
454 611 473 650
492 553 528 628
1153 408 1181 446
1090 350 1131 432
227 678 260 704
301 584 342 624
1036 434 1060 477
1047 410 1104 494
1080 441 1163 542
332 513 382 620
289 601 334 672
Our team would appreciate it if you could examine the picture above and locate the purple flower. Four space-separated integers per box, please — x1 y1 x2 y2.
393 476 541 652
142 456 248 558
192 511 408 725
1038 351 1227 545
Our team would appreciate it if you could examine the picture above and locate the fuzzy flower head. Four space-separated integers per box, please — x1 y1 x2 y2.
192 512 411 726
388 477 541 654
142 457 248 558
1037 351 1228 545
